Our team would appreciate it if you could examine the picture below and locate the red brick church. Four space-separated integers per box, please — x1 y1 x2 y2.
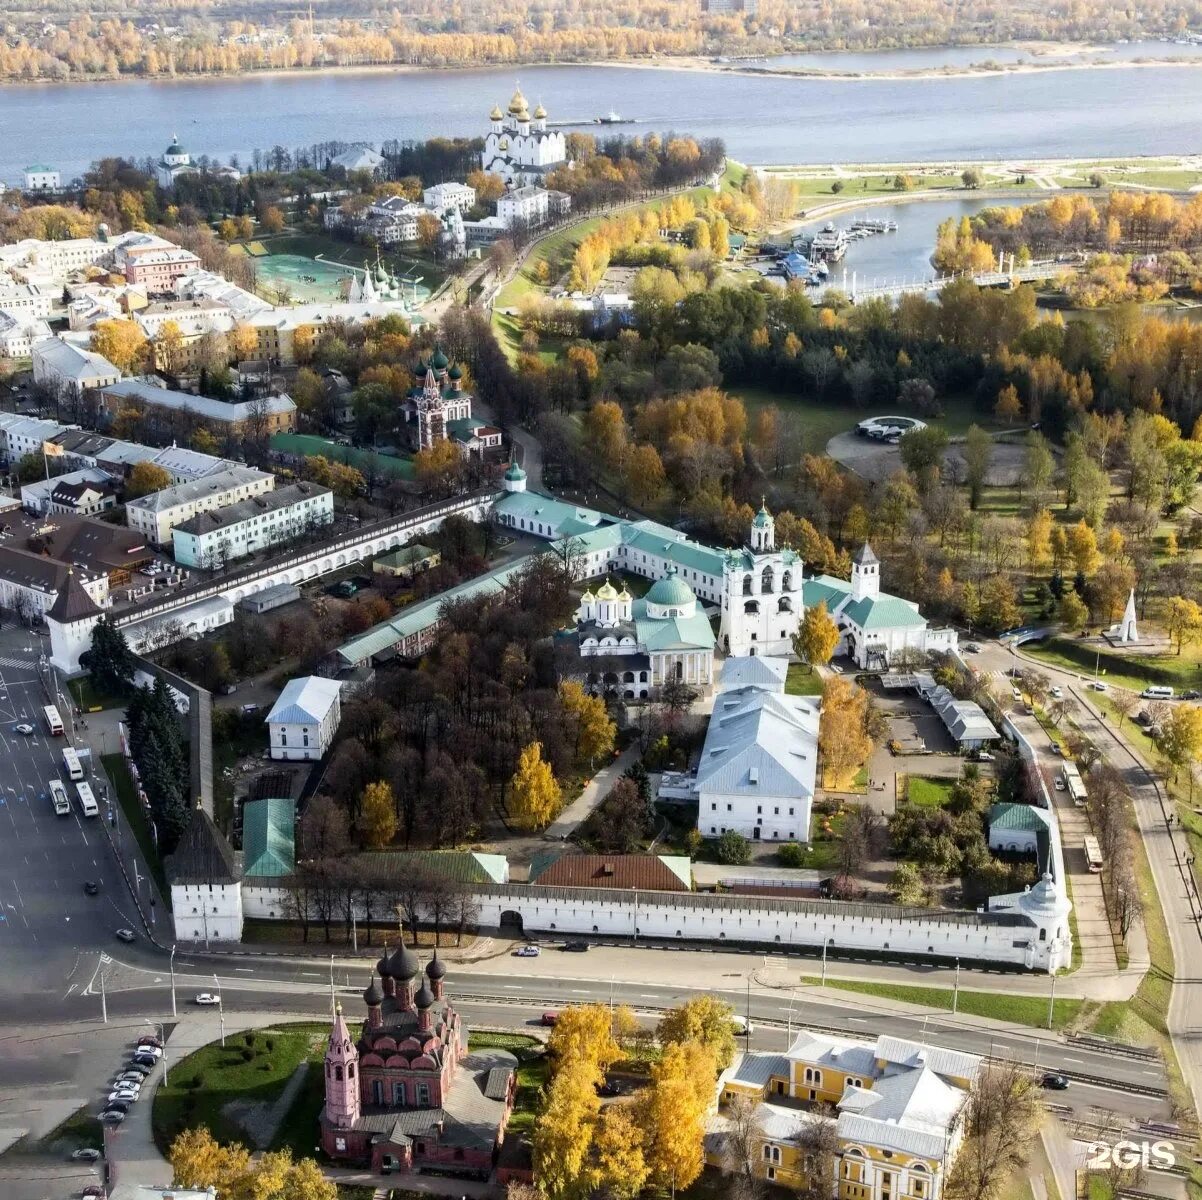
320 944 517 1177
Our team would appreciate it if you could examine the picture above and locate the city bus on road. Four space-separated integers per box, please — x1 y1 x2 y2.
75 781 99 818
43 705 64 736
61 746 83 782
48 779 70 817
1061 762 1088 807
1084 835 1104 873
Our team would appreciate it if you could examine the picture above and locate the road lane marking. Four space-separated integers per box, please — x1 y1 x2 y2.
234 968 254 973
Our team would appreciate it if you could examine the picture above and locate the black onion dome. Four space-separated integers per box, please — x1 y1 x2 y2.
376 944 392 977
426 952 446 981
414 979 435 1009
389 942 420 980
363 974 383 1006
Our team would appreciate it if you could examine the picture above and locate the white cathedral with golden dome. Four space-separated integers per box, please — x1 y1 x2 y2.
481 87 569 186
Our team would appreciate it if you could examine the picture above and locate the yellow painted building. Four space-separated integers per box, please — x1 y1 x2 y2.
710 1033 980 1200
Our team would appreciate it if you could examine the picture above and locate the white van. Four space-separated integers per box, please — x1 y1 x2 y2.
1141 686 1174 700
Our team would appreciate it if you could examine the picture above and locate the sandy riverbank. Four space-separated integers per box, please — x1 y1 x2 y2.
6 42 1202 89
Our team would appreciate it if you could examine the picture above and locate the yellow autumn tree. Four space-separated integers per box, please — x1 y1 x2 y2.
359 780 397 848
995 383 1022 423
1067 518 1101 575
641 1040 716 1192
509 741 562 830
657 995 737 1070
1026 508 1053 572
547 1003 622 1081
819 676 875 790
590 1106 649 1199
623 443 666 507
91 318 149 374
170 1128 251 1194
792 599 840 673
532 1060 601 1200
559 680 616 765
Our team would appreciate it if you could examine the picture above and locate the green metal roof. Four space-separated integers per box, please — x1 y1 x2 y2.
504 461 526 481
633 599 715 651
646 567 696 608
242 797 296 879
839 593 925 631
988 802 1049 833
376 544 437 568
269 433 415 480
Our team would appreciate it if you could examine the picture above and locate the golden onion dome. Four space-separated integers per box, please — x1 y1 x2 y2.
596 580 619 601
508 86 528 114
490 104 503 121
534 102 547 119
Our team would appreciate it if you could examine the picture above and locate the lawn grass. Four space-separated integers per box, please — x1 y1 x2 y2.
804 808 847 870
67 676 127 712
906 775 955 809
12 1104 104 1156
468 1032 547 1135
152 1023 330 1155
1025 636 1202 693
729 386 990 454
785 663 825 696
798 974 1083 1029
102 753 167 898
257 232 446 290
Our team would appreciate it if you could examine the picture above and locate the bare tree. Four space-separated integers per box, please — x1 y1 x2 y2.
451 887 480 946
945 1060 1041 1200
793 1105 840 1200
1109 688 1138 728
720 1096 765 1200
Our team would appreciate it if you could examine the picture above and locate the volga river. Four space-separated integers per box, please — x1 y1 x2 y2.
5 46 1202 182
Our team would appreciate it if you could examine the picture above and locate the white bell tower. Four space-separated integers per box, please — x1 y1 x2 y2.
750 501 774 552
850 543 880 602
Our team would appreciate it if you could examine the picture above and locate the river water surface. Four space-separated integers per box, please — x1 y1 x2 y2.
5 54 1202 181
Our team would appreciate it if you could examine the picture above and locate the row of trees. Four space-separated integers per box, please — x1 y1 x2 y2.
125 672 191 854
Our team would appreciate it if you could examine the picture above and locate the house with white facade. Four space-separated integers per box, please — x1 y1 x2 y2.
21 468 114 516
23 165 61 191
172 481 334 570
266 675 343 761
0 309 52 357
693 657 820 844
0 548 107 620
423 182 476 213
167 804 243 944
0 279 54 319
497 186 570 230
0 414 73 463
47 474 117 517
125 465 275 546
988 802 1050 856
32 339 122 400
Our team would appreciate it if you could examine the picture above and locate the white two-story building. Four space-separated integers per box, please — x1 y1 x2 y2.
266 675 343 762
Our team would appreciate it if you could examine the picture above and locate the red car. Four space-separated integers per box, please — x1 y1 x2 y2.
541 1012 559 1027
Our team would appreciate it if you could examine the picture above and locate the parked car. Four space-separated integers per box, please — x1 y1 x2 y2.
107 1090 138 1104
541 1012 559 1026
124 1062 153 1076
1092 681 1108 692
1182 690 1201 701
512 946 540 957
1041 1073 1070 1090
81 1186 106 1199
973 750 995 762
97 1111 125 1125
730 1015 753 1035
1054 778 1066 791
84 881 99 895
194 992 221 1006
136 1034 162 1048
1050 686 1063 698
1050 743 1063 756
1011 688 1022 701
963 643 981 654
70 1149 102 1162
133 1044 163 1059
562 940 589 952
114 928 136 943
102 1100 129 1114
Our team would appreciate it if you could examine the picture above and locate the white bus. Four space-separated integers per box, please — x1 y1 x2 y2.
42 705 64 736
75 781 99 818
1061 763 1088 807
48 779 70 817
61 746 83 782
1084 835 1104 873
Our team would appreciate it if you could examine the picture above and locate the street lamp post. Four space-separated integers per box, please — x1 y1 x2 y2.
1047 972 1057 1031
169 944 177 1018
214 974 225 1046
329 954 335 1015
145 1020 168 1085
821 938 830 987
952 959 960 1014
